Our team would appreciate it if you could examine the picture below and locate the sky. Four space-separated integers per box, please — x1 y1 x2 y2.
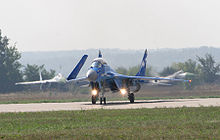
1 0 220 52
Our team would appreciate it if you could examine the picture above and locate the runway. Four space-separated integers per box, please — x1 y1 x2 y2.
1 98 220 113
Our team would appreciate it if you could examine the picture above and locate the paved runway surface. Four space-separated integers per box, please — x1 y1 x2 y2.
1 98 220 113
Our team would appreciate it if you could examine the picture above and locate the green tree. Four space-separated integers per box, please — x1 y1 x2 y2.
23 64 56 81
197 54 220 83
23 64 41 81
41 68 56 80
0 30 23 92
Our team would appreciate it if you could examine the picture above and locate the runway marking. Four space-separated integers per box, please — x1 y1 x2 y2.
0 98 220 113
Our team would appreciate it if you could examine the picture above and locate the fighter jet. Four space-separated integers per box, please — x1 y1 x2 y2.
15 73 66 86
150 70 193 86
67 49 191 104
15 55 88 88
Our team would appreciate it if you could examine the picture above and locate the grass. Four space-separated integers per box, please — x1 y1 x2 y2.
0 107 220 139
1 95 220 104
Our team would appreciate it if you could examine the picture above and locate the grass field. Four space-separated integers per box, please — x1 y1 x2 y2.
0 107 220 139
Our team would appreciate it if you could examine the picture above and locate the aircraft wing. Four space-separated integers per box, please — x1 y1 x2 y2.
111 73 191 83
149 82 173 86
67 77 89 87
15 79 57 85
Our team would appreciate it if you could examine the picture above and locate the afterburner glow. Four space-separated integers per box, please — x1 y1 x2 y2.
91 89 98 96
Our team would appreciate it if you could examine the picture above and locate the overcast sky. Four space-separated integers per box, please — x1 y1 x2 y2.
1 0 220 52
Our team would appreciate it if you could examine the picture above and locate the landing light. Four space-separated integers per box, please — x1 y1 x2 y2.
91 89 98 96
120 89 127 95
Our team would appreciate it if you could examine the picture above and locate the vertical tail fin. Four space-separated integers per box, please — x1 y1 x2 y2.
39 71 43 90
167 70 184 78
98 50 102 58
39 71 42 81
136 49 148 76
67 55 88 80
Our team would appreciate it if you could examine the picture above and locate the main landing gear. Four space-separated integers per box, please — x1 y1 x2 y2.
100 97 106 104
128 93 135 103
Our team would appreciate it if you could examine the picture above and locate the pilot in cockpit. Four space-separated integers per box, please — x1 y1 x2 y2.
91 61 102 68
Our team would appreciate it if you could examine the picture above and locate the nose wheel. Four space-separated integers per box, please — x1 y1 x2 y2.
100 97 106 104
92 95 97 104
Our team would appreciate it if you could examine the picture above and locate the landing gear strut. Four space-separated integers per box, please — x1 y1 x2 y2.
100 97 106 104
128 93 135 103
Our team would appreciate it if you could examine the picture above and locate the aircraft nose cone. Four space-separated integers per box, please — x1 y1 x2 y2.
86 69 98 81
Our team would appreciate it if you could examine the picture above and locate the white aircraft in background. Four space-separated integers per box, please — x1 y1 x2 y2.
150 70 193 86
15 55 89 88
15 73 66 86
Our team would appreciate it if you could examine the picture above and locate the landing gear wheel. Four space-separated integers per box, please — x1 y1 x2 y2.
100 97 106 105
100 97 103 104
103 97 106 104
128 93 135 103
92 96 96 104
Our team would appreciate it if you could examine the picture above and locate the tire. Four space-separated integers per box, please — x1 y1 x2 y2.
100 97 103 104
92 96 96 104
129 93 134 103
104 97 106 104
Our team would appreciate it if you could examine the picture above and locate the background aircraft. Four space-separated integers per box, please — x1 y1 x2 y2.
67 50 191 104
15 55 88 89
15 73 66 89
150 70 193 86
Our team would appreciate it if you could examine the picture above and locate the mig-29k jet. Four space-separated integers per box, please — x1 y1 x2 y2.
15 55 88 89
67 49 191 104
149 70 194 86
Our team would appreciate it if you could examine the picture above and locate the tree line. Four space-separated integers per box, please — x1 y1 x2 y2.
0 30 55 93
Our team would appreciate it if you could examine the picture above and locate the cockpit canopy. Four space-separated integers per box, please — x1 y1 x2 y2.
91 61 102 68
91 58 107 68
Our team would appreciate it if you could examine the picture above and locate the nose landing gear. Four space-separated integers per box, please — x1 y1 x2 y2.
91 96 106 104
91 87 106 105
92 95 97 104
